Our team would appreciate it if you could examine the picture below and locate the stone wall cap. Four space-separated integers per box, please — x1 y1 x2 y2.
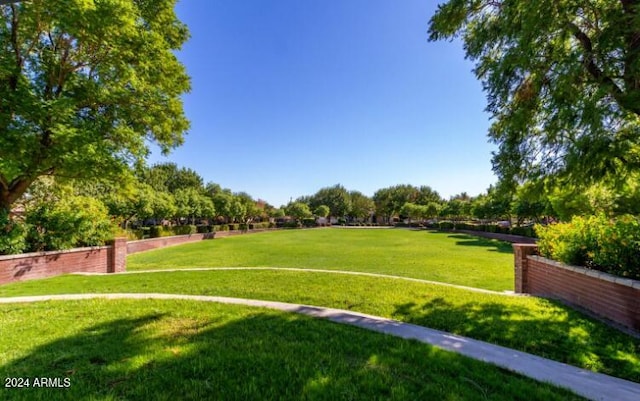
0 245 110 262
528 255 639 289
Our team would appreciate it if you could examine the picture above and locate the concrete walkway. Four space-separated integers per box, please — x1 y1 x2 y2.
2 293 639 401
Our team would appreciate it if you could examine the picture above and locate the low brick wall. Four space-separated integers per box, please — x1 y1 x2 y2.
0 229 278 285
0 238 126 285
513 244 640 332
127 233 215 254
455 230 537 244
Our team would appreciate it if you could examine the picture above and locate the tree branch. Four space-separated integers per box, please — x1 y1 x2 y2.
620 0 640 95
8 4 21 90
568 22 640 115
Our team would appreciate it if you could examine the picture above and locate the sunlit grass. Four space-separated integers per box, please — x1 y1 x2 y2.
0 299 585 401
128 229 515 291
2 269 638 383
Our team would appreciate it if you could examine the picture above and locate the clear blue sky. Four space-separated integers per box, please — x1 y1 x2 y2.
149 0 497 207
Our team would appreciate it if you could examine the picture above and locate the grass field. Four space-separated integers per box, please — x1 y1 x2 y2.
2 228 638 399
128 229 515 291
0 299 584 401
2 270 638 383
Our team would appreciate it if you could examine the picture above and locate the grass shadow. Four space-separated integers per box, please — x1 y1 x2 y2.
445 234 514 254
0 301 584 401
393 298 640 383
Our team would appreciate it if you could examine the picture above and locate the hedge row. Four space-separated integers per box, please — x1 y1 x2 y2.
536 214 640 280
128 222 277 239
415 221 537 238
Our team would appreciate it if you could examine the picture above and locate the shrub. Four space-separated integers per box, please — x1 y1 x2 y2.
536 215 640 280
589 215 640 279
149 225 163 238
0 211 27 255
25 196 115 251
510 226 535 238
196 225 213 233
438 221 454 230
172 225 197 235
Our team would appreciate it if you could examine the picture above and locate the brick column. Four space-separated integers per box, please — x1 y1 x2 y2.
513 243 538 294
108 238 127 273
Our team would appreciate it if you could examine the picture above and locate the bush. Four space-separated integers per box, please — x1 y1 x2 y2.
172 225 197 235
196 225 213 233
149 225 163 238
0 211 27 255
510 226 535 238
25 196 115 251
301 218 317 227
438 221 454 230
536 215 640 280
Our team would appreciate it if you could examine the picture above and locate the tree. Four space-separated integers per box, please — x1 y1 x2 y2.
0 0 190 214
348 191 374 221
400 202 429 224
286 202 313 221
373 184 420 222
309 185 351 219
139 163 204 194
314 205 330 219
429 1 640 186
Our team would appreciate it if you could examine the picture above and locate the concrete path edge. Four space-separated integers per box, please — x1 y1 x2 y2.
1 293 638 401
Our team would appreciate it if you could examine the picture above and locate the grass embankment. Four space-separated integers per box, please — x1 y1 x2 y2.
2 270 638 383
0 299 584 401
128 229 515 291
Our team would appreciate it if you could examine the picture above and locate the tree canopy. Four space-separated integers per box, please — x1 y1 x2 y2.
429 1 640 186
0 0 190 213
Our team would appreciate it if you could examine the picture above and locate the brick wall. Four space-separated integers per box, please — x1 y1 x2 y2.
0 246 113 284
125 229 278 254
513 244 640 332
126 233 215 254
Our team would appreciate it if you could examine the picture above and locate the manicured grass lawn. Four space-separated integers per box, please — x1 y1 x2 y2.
128 229 515 291
2 270 638 383
0 299 584 401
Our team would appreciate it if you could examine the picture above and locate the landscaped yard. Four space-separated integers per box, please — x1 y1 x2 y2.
127 228 515 291
1 228 638 400
0 299 584 401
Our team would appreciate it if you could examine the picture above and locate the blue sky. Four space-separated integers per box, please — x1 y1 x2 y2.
149 0 496 207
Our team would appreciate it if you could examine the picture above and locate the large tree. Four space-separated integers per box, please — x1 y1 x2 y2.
429 1 640 186
309 184 351 219
0 0 190 213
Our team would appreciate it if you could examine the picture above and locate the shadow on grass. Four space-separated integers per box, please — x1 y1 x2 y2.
445 234 514 254
0 304 584 401
393 298 640 383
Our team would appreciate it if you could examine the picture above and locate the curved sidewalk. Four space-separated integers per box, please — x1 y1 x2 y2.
1 293 639 401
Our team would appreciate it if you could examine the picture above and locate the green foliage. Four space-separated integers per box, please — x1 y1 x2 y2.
285 202 313 221
348 191 374 220
400 202 429 221
25 196 115 251
309 184 351 218
373 184 441 221
0 0 190 212
429 1 640 186
313 205 330 218
138 163 204 194
0 210 27 255
171 225 197 236
536 215 640 279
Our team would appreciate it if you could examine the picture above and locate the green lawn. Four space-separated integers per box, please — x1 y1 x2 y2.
2 270 638 383
128 229 515 291
0 299 584 401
